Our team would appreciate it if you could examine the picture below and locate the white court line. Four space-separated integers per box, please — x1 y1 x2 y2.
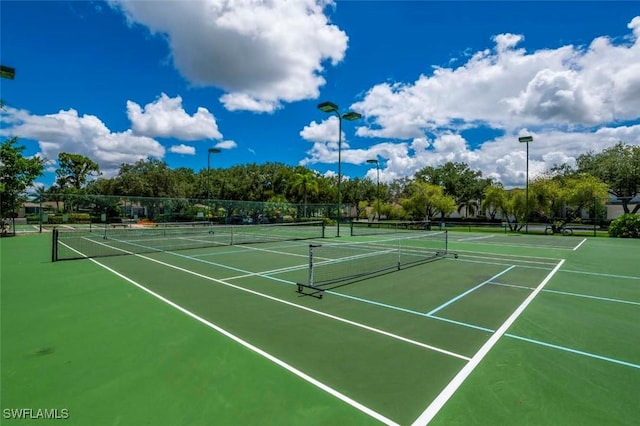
456 235 495 242
426 266 516 316
410 259 565 426
76 237 470 361
573 238 587 251
457 239 575 251
560 269 640 280
58 242 399 426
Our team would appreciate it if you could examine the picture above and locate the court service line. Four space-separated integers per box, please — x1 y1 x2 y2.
573 238 587 251
490 281 640 306
456 235 495 242
411 259 565 426
58 243 399 426
78 238 470 361
165 247 310 280
559 269 640 280
456 240 575 250
504 334 640 370
138 252 471 361
454 257 553 270
425 266 517 316
428 315 640 370
451 248 560 262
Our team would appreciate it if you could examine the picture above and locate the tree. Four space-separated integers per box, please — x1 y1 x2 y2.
400 182 456 221
502 189 527 231
415 162 487 217
291 170 319 217
576 142 640 213
482 183 506 220
55 152 100 190
0 138 45 231
529 174 609 230
342 178 376 219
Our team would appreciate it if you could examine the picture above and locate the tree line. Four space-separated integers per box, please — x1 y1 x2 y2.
1 136 639 229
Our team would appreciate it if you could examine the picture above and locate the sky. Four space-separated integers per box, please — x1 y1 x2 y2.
1 0 640 189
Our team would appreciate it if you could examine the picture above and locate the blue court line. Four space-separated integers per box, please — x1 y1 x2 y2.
491 281 640 306
427 314 494 333
426 265 517 316
505 334 640 370
428 314 640 370
324 291 433 317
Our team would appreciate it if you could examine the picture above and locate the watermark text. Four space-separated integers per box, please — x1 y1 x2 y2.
3 408 69 420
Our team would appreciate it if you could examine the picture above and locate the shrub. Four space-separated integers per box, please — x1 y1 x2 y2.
608 214 640 238
47 213 91 224
26 214 41 223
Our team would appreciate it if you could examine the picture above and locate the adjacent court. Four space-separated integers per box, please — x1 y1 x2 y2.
1 223 638 425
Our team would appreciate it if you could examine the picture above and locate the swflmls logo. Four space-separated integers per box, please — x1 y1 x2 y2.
3 408 69 419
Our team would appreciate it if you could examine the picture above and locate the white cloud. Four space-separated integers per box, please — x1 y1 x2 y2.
169 144 196 155
300 16 640 187
127 93 222 140
111 0 348 113
351 17 640 136
215 140 238 150
0 107 164 176
300 116 345 145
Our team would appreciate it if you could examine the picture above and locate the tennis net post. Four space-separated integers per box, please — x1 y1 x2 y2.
297 244 325 299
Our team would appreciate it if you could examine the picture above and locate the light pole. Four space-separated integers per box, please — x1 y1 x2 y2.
518 135 533 233
207 148 221 202
317 101 362 236
366 158 380 221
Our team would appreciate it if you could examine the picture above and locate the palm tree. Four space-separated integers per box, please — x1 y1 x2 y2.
457 199 479 218
291 171 319 218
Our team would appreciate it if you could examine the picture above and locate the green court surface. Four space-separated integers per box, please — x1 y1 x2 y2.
1 228 639 425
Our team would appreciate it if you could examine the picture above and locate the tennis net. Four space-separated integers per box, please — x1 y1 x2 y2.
350 220 431 236
52 221 325 261
297 230 453 298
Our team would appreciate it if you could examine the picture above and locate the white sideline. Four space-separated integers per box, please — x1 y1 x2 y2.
74 237 470 361
410 259 565 426
573 238 587 251
58 241 400 426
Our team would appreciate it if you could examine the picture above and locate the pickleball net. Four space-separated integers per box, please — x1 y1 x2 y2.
297 230 455 298
52 221 325 261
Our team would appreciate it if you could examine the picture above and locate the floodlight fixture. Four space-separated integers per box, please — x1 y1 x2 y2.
317 100 363 236
317 101 339 113
0 65 15 80
342 111 362 121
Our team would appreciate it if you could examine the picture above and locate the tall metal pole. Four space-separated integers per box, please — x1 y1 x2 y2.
207 148 221 201
367 159 380 221
337 116 343 237
526 141 529 234
519 135 533 234
317 102 361 237
207 148 221 222
376 163 380 221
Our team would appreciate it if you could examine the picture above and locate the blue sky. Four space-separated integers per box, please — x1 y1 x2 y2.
2 1 639 189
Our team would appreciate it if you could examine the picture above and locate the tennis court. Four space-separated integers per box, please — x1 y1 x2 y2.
1 224 638 425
